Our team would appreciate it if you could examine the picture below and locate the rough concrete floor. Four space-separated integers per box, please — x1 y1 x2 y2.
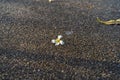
0 0 120 80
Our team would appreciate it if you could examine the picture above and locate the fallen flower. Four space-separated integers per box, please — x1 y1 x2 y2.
49 0 54 3
51 35 64 46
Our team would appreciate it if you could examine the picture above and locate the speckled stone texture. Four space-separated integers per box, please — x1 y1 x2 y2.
0 0 120 80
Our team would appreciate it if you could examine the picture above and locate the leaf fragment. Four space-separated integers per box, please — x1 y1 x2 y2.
97 17 120 25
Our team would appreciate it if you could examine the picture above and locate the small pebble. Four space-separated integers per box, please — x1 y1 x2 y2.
65 31 73 35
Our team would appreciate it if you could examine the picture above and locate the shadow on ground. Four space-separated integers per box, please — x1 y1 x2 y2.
0 48 120 79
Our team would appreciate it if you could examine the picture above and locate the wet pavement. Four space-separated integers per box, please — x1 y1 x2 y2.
0 0 120 80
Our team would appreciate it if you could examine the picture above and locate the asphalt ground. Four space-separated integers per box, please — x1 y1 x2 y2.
0 0 120 80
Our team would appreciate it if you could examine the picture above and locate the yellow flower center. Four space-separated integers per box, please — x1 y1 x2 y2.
56 39 61 43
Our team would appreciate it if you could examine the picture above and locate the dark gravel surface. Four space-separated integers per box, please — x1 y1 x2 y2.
0 0 120 80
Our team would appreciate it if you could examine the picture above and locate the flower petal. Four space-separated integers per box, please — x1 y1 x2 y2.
51 39 56 43
60 40 64 45
55 43 60 46
58 35 62 39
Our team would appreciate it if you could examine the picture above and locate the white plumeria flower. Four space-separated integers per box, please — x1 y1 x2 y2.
49 0 54 3
51 35 64 46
